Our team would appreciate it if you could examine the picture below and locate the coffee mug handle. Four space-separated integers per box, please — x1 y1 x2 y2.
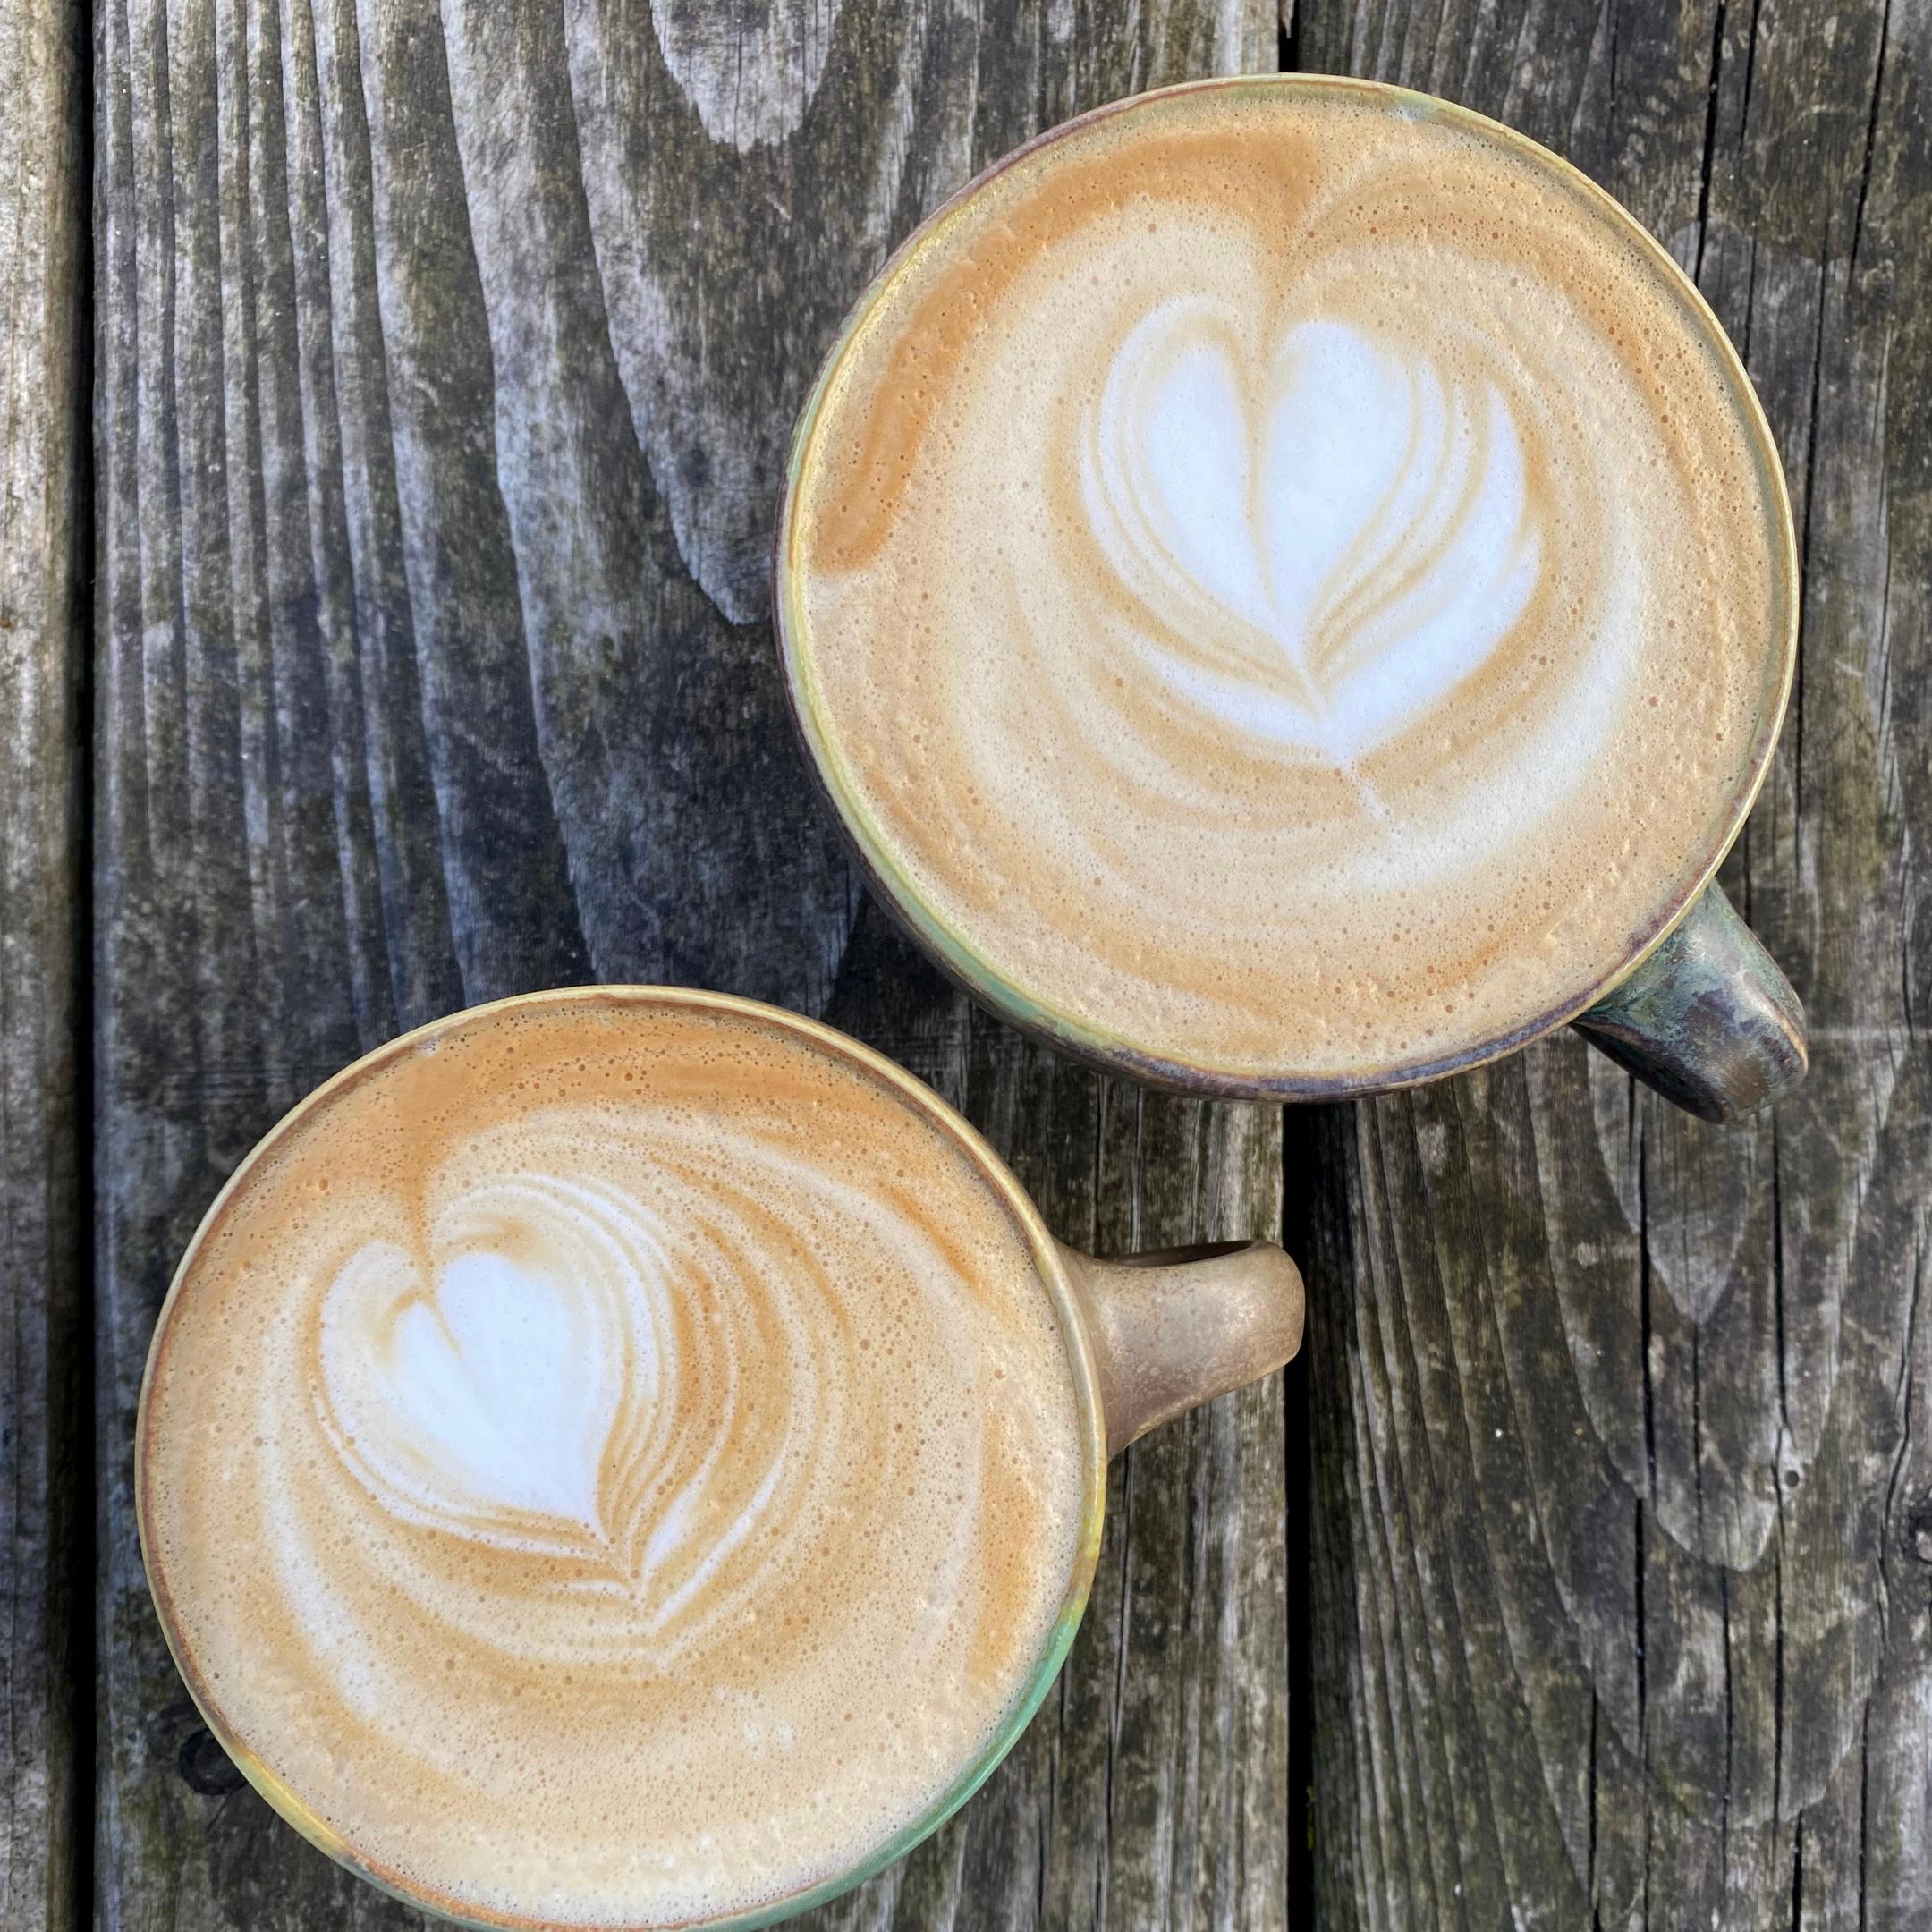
1571 881 1807 1123
1058 1240 1304 1457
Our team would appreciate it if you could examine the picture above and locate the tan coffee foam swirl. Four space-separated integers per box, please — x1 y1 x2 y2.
790 86 1789 1079
142 999 1084 1927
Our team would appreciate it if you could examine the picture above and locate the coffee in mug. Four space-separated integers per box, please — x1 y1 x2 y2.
779 77 1802 1113
138 988 1301 1929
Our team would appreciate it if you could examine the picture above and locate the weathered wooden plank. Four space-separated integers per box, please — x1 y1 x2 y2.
1295 1 1932 1926
0 0 85 1926
93 3 1284 1928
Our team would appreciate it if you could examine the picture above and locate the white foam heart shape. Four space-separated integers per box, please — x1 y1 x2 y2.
1080 303 1545 765
317 1178 663 1565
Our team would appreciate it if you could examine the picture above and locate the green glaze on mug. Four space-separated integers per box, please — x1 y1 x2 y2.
137 987 1301 1931
1574 883 1807 1123
775 74 1805 1121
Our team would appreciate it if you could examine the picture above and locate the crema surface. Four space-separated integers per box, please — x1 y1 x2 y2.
786 81 1791 1083
140 996 1086 1928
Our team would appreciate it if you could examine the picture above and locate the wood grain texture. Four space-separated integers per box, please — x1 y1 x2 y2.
0 0 85 1926
91 2 1283 1928
1294 1 1932 1926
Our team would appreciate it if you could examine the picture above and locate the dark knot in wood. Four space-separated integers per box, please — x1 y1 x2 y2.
1906 1496 1932 1567
178 1726 247 1798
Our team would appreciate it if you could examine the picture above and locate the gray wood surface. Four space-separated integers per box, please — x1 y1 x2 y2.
90 2 1283 1928
0 0 85 1927
1297 2 1932 1928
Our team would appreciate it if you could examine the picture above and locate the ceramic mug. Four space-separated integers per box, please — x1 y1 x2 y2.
136 986 1304 1930
775 76 1808 1125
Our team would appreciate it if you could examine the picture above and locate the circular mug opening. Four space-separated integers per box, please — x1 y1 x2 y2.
776 75 1799 1100
137 986 1108 1931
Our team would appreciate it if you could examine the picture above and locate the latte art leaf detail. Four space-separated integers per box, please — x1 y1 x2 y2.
1080 310 1543 764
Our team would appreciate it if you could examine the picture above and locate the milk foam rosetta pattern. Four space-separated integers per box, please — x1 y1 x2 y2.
142 1003 1084 1928
793 88 1786 1079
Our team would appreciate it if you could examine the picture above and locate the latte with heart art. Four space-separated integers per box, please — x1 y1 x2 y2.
139 993 1086 1928
783 80 1792 1084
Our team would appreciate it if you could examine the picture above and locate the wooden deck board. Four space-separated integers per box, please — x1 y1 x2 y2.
0 0 84 1926
1299 2 1932 1925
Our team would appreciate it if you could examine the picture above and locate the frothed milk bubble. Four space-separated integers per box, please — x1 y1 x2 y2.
784 83 1792 1082
140 996 1086 1928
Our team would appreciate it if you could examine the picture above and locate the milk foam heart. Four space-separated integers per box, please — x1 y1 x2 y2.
323 1240 626 1551
313 1158 860 1648
1086 308 1540 770
790 83 1790 1081
141 997 1083 1927
317 1179 676 1569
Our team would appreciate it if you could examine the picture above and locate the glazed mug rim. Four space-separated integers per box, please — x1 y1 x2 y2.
773 71 1801 1102
135 983 1111 1932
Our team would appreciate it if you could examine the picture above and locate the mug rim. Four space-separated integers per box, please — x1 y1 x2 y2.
773 71 1801 1102
134 983 1111 1932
